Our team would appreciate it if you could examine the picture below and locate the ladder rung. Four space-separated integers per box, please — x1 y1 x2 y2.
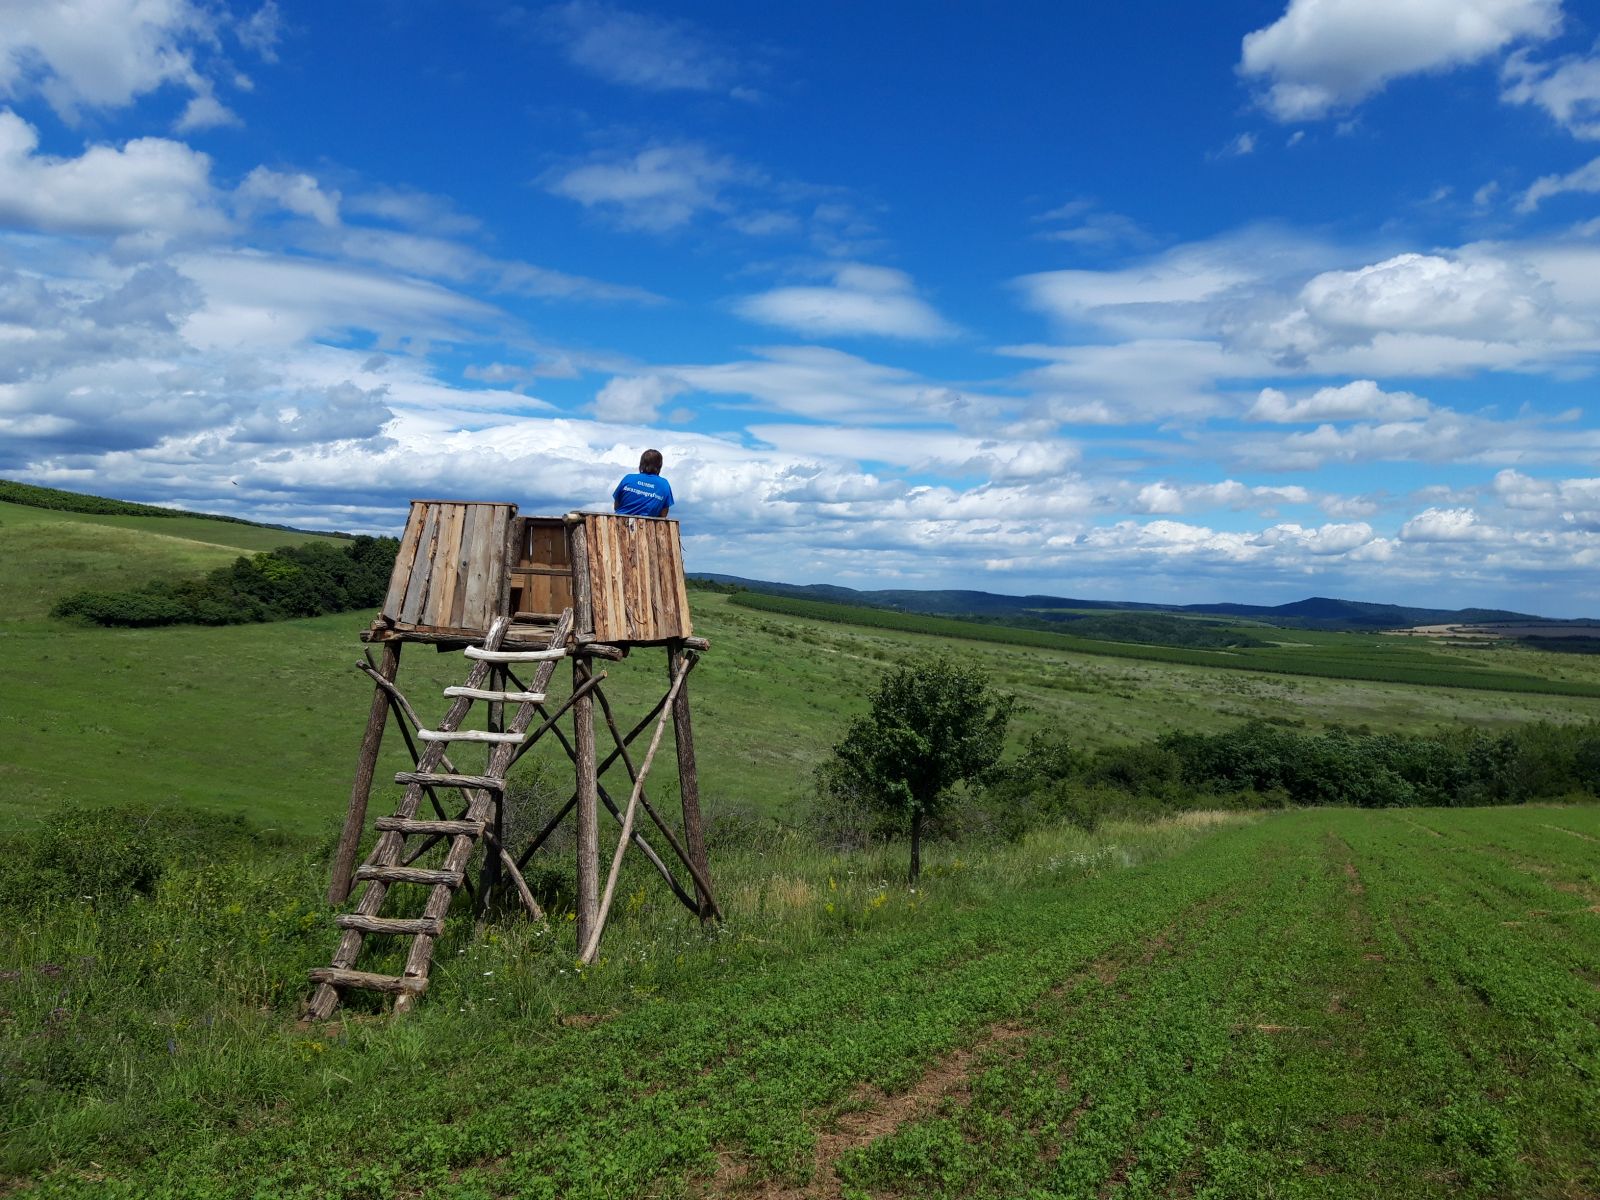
308 967 428 995
463 646 567 663
394 771 504 791
374 817 485 836
356 865 463 886
334 914 444 936
416 729 525 744
442 686 547 703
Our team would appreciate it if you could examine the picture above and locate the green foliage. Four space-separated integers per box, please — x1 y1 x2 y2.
730 591 1600 699
820 655 1015 879
0 806 280 912
51 535 398 627
1157 719 1600 808
1019 611 1269 649
973 720 1600 838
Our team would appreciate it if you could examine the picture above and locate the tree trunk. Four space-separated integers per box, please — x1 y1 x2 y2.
909 806 923 883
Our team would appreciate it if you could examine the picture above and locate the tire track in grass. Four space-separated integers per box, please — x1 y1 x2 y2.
1340 811 1600 1197
698 889 1239 1200
1151 812 1492 1197
820 829 1294 1199
1537 822 1598 845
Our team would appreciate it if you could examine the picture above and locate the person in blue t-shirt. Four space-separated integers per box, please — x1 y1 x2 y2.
612 448 675 517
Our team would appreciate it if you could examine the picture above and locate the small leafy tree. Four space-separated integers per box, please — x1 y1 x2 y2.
823 655 1015 882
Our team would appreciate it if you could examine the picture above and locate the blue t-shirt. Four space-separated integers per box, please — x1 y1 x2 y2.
612 472 674 517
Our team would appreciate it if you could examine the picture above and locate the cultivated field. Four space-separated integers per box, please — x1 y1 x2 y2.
2 808 1595 1196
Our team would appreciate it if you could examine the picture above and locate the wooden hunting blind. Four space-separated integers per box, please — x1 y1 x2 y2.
310 500 715 1018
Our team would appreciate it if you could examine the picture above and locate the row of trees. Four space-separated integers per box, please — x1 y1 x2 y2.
53 537 399 627
818 656 1600 881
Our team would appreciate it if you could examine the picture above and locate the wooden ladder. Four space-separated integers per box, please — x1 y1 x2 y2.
307 611 572 1018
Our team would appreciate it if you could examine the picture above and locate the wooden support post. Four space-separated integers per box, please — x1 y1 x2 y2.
670 641 715 921
568 519 600 948
573 654 600 951
329 640 401 904
580 659 692 964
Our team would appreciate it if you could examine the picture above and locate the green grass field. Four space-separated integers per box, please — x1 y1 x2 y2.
8 588 1600 835
4 497 1600 834
3 497 1599 1197
0 500 345 621
730 591 1600 697
2 808 1595 1196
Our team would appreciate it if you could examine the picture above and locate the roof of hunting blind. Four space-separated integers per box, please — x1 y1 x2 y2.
374 500 692 645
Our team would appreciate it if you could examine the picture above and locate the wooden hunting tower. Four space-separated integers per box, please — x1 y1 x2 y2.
309 501 716 1018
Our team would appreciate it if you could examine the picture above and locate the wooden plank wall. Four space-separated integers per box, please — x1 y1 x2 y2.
381 501 516 633
583 514 692 643
509 519 575 616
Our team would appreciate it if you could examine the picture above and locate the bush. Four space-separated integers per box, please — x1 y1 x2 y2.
0 806 273 912
52 535 398 628
964 720 1600 842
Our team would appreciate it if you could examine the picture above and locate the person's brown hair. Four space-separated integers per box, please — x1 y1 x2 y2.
639 448 663 475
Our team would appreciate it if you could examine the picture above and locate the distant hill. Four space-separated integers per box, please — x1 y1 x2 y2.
0 478 350 537
691 575 1554 631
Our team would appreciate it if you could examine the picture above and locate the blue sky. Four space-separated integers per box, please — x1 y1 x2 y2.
5 1 1600 614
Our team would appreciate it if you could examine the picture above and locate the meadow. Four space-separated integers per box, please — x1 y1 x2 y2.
1 497 1597 1196
2 808 1595 1196
729 592 1600 698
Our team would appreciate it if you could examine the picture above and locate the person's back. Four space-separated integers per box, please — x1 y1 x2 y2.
613 449 674 517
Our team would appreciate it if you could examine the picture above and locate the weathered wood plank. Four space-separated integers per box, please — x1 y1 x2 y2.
463 646 566 662
334 914 444 936
456 504 486 629
441 686 546 702
496 504 518 624
355 864 464 886
416 728 525 744
373 817 486 835
382 502 427 621
362 627 564 649
308 967 428 995
667 521 692 638
569 518 594 637
398 503 439 625
426 502 464 630
392 771 504 791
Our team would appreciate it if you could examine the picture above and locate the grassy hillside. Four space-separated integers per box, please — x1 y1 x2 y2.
0 500 346 620
731 591 1600 698
5 591 1600 836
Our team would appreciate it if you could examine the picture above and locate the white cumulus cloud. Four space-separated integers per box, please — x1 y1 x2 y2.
0 109 223 239
1239 0 1561 121
1400 506 1496 541
235 166 341 227
592 374 686 422
1248 379 1429 423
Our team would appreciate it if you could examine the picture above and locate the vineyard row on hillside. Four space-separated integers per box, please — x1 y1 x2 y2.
728 592 1600 698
